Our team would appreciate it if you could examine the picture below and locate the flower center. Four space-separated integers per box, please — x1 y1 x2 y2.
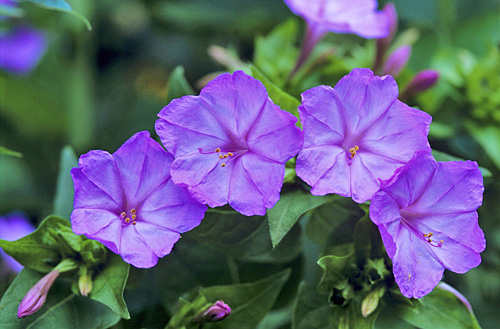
198 146 246 167
422 232 444 247
400 214 444 248
349 145 359 158
119 208 137 226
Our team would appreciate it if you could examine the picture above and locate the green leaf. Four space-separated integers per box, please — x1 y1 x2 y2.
0 146 23 158
389 284 482 329
190 209 301 263
24 0 92 31
0 268 120 329
267 190 332 248
292 282 331 329
431 149 492 177
166 269 291 329
166 66 195 104
253 18 299 87
88 253 130 319
250 65 301 125
52 146 78 220
0 216 81 272
317 254 354 293
465 123 500 171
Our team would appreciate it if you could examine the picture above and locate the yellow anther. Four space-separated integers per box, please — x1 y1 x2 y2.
219 155 224 159
131 214 136 220
131 209 136 214
121 212 126 217
125 218 130 223
221 163 226 167
349 145 360 158
215 148 221 153
132 221 137 225
228 152 233 157
440 240 444 244
223 154 228 158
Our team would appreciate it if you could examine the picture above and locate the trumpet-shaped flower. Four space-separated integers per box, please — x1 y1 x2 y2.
155 70 303 216
369 151 485 298
71 131 207 268
296 68 431 203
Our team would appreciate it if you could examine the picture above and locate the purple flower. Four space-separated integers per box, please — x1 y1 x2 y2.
0 25 47 75
285 0 389 77
369 151 486 298
155 70 303 216
381 45 411 78
296 68 431 203
71 131 207 268
194 300 231 322
17 269 60 318
0 213 35 274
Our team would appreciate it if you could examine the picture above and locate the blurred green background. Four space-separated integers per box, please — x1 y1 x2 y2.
1 0 499 328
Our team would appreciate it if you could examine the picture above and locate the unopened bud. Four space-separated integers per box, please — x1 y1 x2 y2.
401 69 440 100
382 45 411 78
78 268 93 297
194 300 231 322
361 289 380 318
17 270 60 318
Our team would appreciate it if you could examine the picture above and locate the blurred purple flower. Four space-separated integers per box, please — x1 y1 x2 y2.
296 68 431 203
0 213 35 273
0 25 47 75
381 45 411 78
374 2 398 72
155 70 303 216
370 151 486 298
194 300 231 322
71 131 207 268
400 69 440 101
17 269 60 318
285 0 389 76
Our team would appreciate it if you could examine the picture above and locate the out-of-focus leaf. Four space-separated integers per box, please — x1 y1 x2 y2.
0 146 22 158
253 18 299 87
317 254 353 293
0 4 24 18
389 284 482 329
292 281 331 329
52 146 78 220
190 209 301 263
251 65 301 125
465 123 500 171
0 268 120 328
267 190 332 248
431 149 492 177
166 269 291 329
88 253 130 319
165 66 195 104
25 0 92 30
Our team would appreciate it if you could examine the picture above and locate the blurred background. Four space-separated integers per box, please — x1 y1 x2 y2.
1 0 499 328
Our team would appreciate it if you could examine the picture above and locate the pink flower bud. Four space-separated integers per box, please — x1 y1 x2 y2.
194 300 231 322
17 270 60 318
401 69 440 100
382 45 411 77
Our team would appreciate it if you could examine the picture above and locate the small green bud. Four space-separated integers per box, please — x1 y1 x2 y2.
78 267 93 297
361 289 380 318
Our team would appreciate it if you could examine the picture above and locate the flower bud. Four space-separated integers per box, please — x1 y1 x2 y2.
361 289 380 318
17 270 60 318
194 300 231 322
401 69 440 100
382 45 411 78
78 268 93 297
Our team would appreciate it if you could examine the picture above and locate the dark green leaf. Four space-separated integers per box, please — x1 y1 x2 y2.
464 123 500 171
52 146 78 220
190 209 301 263
89 253 130 319
251 65 301 125
0 146 23 158
389 284 482 329
317 254 353 293
0 268 120 328
0 216 81 272
24 0 92 31
267 190 332 248
0 4 24 18
292 282 331 329
166 66 195 104
431 149 492 177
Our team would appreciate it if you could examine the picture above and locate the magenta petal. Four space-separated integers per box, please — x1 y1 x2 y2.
71 168 122 211
71 208 119 237
77 150 125 206
170 153 220 187
0 26 47 75
134 222 180 258
0 213 35 273
187 162 231 208
118 225 159 268
113 131 173 206
228 153 284 216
